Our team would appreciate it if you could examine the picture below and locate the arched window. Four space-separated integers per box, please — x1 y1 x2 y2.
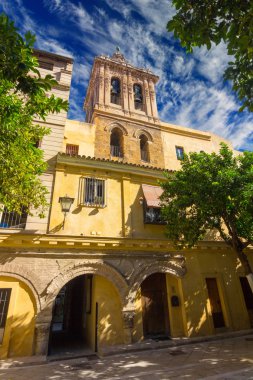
111 78 121 105
140 134 150 162
133 84 143 110
110 128 123 158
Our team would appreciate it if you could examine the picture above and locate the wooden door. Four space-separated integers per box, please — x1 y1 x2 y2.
141 273 169 337
206 278 225 328
240 277 253 327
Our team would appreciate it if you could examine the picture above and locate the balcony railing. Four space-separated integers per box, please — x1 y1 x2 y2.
134 101 144 111
141 149 150 162
0 207 28 229
110 145 123 158
110 94 121 105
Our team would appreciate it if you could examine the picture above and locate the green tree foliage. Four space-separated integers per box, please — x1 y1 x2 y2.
160 144 253 292
0 14 68 216
167 1 253 112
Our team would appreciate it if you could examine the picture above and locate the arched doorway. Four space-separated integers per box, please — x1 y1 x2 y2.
141 273 170 338
48 273 125 356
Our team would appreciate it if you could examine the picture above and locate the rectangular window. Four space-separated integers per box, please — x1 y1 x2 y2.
144 204 165 224
0 206 28 229
79 177 105 207
175 146 184 160
0 289 11 343
38 60 54 71
66 144 79 156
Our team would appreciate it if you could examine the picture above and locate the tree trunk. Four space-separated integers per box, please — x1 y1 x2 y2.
236 248 253 294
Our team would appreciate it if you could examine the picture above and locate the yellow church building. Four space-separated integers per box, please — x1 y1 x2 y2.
0 48 252 359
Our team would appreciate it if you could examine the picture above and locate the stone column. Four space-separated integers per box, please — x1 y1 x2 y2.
149 80 158 119
122 309 135 344
34 321 51 355
143 78 152 117
104 64 110 107
127 72 134 113
122 71 129 114
98 64 105 107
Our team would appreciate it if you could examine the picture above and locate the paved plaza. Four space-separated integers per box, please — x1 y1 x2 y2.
1 334 253 380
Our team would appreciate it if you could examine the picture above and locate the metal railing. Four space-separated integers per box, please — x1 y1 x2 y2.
0 207 28 229
111 94 121 105
141 149 150 162
66 144 79 156
110 145 123 158
134 101 144 111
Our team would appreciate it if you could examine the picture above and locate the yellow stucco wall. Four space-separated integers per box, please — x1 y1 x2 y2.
86 275 124 351
49 167 167 239
0 277 36 358
181 250 252 337
63 119 95 157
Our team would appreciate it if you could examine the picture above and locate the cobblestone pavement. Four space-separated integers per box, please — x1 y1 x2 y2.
1 335 253 380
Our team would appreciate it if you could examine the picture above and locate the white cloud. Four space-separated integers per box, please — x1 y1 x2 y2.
2 0 252 150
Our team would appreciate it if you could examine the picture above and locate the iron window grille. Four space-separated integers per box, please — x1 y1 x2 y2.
110 145 123 158
66 144 79 156
0 206 28 229
0 289 11 343
78 177 106 207
176 146 184 160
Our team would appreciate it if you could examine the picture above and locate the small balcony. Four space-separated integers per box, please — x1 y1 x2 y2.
110 145 123 158
141 149 150 163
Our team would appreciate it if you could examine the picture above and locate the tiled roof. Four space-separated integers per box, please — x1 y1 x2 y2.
58 153 173 172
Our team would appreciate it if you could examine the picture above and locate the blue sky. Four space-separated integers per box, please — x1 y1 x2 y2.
1 0 253 151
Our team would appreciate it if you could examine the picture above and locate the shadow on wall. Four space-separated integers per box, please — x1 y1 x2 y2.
122 186 166 238
6 312 36 358
182 251 240 337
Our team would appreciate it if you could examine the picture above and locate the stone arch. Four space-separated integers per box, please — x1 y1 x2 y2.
0 263 41 312
124 259 186 309
34 261 130 355
43 261 129 312
105 122 128 136
133 128 153 142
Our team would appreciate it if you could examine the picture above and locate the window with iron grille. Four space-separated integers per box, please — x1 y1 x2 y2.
0 206 28 229
78 177 106 207
66 144 79 156
0 289 11 343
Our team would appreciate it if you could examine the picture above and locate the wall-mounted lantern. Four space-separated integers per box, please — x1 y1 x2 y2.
58 195 74 229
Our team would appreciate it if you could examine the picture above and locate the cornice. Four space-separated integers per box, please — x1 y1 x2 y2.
95 56 159 82
56 153 169 178
0 233 243 254
91 109 161 130
33 48 73 63
160 123 211 141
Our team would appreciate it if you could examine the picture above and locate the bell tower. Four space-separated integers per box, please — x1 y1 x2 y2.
85 47 160 124
84 48 165 168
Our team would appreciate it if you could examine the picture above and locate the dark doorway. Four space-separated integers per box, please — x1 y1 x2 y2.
206 278 225 328
240 277 253 327
141 273 169 338
48 275 90 356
